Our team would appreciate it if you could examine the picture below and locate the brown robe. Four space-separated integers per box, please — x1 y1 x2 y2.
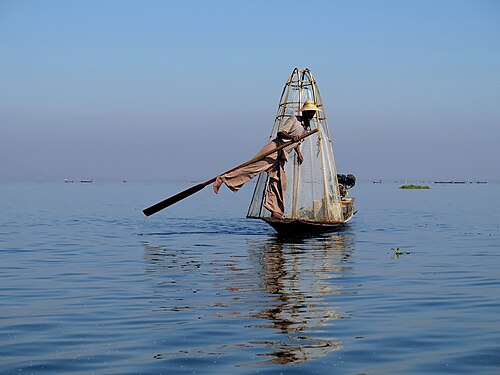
217 116 305 216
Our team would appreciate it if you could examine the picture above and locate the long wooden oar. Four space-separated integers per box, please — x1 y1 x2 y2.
142 128 318 216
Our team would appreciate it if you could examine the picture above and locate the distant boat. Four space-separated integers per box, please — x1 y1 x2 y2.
80 179 93 183
64 179 74 183
435 180 489 184
373 179 382 184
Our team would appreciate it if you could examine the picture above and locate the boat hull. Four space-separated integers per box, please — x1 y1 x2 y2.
263 218 349 236
255 198 356 236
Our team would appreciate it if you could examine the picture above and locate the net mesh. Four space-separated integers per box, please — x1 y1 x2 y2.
247 68 343 223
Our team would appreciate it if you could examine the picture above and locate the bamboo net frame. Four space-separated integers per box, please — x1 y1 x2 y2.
247 68 343 223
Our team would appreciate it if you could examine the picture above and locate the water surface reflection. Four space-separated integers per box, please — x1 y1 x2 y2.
141 232 356 368
243 234 355 365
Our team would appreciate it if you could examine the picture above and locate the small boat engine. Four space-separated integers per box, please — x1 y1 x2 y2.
337 174 356 196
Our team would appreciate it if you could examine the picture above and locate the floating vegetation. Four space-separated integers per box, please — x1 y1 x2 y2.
391 247 411 258
399 184 430 189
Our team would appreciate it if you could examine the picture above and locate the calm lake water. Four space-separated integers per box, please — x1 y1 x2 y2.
1 181 499 374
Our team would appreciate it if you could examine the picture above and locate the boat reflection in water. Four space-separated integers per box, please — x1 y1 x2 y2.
140 231 355 367
243 234 355 365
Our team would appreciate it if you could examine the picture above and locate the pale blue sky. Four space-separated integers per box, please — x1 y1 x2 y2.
1 0 499 182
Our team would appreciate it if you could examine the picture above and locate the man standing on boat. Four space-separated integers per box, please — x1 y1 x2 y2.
213 100 320 220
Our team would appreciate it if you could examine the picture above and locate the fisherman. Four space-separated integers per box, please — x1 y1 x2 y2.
213 100 321 219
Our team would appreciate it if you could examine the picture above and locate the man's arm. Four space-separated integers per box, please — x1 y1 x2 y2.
277 131 301 142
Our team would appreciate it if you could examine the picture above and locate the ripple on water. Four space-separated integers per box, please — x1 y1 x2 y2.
1 182 500 373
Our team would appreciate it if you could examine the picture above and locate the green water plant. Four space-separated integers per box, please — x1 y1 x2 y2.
391 247 411 258
399 184 430 189
391 247 402 256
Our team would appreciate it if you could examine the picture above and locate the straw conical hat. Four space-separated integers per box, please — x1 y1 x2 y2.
298 99 322 112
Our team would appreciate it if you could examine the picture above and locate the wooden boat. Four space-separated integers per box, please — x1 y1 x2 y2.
264 197 355 236
247 68 356 236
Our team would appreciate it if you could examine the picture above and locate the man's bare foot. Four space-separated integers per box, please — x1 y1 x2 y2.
213 176 223 194
271 212 284 220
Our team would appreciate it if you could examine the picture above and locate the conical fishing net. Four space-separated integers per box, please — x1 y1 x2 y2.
247 68 343 222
